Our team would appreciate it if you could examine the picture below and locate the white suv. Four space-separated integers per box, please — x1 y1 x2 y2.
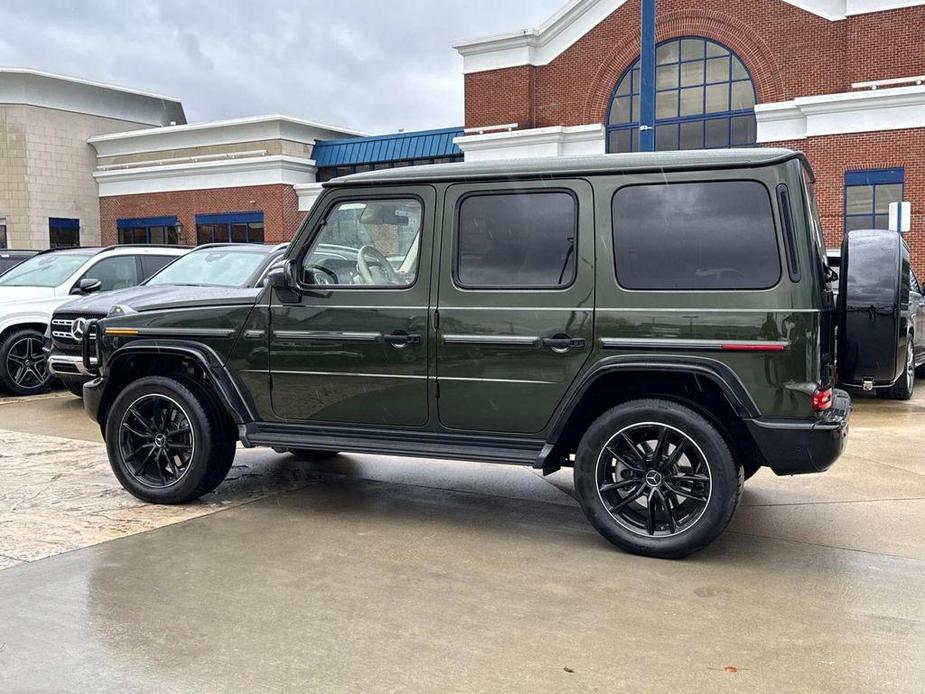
0 245 188 395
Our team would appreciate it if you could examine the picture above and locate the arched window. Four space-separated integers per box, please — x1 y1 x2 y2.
607 37 756 153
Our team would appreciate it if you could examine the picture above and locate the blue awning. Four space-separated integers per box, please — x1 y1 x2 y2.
49 217 80 229
195 212 264 225
117 216 178 229
312 127 463 167
844 168 904 186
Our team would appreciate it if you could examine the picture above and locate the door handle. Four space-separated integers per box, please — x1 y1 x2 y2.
384 332 421 348
542 336 586 352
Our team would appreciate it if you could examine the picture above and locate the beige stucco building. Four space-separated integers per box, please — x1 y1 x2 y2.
0 68 186 249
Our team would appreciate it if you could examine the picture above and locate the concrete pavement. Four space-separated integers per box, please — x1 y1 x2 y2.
0 387 923 692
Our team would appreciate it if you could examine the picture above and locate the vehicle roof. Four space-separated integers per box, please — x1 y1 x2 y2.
190 243 288 255
326 148 806 186
36 245 189 258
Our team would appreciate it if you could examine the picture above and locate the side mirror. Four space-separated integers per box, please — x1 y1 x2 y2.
266 259 301 303
71 278 103 295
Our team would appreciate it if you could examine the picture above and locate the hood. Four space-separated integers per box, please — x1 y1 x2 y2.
0 286 58 305
57 284 263 316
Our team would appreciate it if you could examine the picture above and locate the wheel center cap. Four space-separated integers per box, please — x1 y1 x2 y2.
154 434 167 448
645 470 663 487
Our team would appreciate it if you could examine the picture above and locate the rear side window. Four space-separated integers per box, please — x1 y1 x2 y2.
612 180 781 290
456 191 577 289
140 255 177 279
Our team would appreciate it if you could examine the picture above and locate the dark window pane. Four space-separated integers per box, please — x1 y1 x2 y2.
705 118 730 148
705 83 729 113
231 223 248 243
656 90 678 119
845 215 873 231
196 224 214 245
730 115 756 145
680 60 704 87
317 168 335 182
335 166 354 177
681 38 705 61
0 224 7 249
680 87 704 116
655 124 679 151
612 181 780 290
874 214 890 229
610 96 632 124
680 120 704 149
81 255 139 292
706 56 730 83
141 255 175 278
609 129 632 153
629 127 639 152
656 41 679 65
631 94 640 120
656 64 678 90
731 81 755 110
457 192 577 288
248 223 265 243
166 226 179 244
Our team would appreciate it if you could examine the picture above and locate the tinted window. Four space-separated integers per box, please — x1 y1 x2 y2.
81 256 139 292
140 255 177 279
456 192 577 289
612 180 780 290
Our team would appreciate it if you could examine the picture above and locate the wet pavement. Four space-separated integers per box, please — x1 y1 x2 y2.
0 387 923 692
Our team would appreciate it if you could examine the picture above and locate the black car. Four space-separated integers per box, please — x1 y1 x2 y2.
46 243 287 395
828 241 925 398
0 250 39 276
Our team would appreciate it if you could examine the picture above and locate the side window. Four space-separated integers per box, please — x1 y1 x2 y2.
612 180 780 290
455 191 577 289
301 198 422 287
140 255 177 279
81 256 140 292
911 271 922 295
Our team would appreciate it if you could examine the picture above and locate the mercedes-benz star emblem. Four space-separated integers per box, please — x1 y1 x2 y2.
71 318 88 341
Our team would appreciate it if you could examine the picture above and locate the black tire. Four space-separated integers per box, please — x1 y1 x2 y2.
0 327 53 396
286 448 340 461
883 338 915 401
62 379 85 397
573 398 742 559
104 376 236 504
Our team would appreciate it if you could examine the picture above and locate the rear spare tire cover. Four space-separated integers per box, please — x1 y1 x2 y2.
837 229 910 387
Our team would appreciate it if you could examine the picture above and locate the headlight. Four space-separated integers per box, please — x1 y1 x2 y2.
108 304 136 317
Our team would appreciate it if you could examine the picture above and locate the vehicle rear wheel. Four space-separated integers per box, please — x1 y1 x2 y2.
104 376 236 504
0 328 53 396
62 379 85 397
573 398 741 559
882 339 915 401
286 448 340 461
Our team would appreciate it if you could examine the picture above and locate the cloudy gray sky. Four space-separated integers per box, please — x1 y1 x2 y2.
0 0 565 133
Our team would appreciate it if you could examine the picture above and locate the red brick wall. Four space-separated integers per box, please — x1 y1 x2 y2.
774 129 925 275
464 1 925 129
99 184 306 246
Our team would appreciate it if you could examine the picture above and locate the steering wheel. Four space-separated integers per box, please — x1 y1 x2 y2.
356 245 396 285
306 265 339 285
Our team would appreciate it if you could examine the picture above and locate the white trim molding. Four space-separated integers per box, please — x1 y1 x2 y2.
454 123 605 161
755 84 925 142
0 67 185 126
294 182 326 212
95 154 317 197
454 0 925 73
88 114 367 159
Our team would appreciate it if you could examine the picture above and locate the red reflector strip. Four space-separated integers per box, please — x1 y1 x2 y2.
720 343 787 352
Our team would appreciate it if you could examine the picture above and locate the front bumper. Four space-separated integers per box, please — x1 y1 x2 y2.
745 388 851 475
46 352 97 379
82 376 105 424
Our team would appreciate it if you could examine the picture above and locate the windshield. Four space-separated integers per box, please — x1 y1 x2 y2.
148 249 268 287
0 253 88 287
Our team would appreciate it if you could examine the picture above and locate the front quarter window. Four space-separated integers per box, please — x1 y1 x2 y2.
301 199 422 288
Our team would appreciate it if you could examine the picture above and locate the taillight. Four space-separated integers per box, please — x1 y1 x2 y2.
812 386 833 412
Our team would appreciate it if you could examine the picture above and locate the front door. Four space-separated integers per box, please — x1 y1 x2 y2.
435 180 595 434
269 187 435 426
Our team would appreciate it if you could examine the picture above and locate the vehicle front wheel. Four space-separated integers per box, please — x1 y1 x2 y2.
104 376 236 504
0 328 53 396
574 398 741 559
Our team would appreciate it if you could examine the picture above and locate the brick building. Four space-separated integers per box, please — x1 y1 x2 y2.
453 0 925 271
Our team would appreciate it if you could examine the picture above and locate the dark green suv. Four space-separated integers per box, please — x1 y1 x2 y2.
81 149 851 558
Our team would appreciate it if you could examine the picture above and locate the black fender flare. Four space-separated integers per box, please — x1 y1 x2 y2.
101 340 256 425
536 355 760 468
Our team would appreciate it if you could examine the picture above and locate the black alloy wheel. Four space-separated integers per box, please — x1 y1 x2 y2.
595 422 712 537
0 328 53 396
118 394 195 488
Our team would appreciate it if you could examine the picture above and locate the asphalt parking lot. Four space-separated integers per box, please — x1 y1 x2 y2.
0 388 923 692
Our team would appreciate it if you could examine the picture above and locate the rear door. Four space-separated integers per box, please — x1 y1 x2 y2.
435 180 594 434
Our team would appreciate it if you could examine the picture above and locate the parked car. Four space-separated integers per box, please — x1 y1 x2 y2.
828 241 925 398
0 245 188 396
47 243 287 396
80 149 856 559
0 250 39 276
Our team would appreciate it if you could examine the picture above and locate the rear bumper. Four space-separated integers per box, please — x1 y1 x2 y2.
745 389 851 475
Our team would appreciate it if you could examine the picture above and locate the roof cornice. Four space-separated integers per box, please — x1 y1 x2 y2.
454 0 925 73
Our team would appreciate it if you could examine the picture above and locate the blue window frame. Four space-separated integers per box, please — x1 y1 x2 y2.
195 212 265 245
49 217 80 248
844 169 904 232
607 37 757 153
117 216 180 245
